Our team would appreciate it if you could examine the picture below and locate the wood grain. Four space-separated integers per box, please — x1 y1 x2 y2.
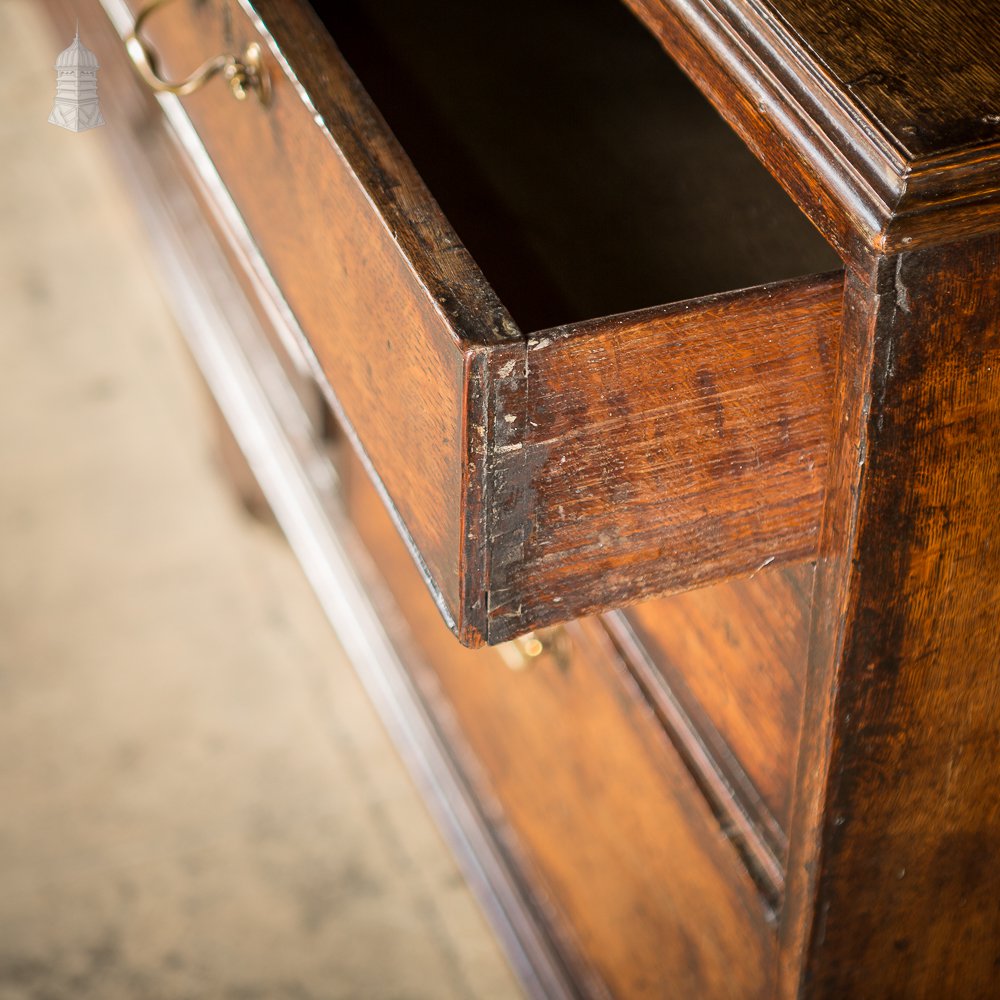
783 235 1000 996
483 274 840 642
612 562 813 841
761 0 1000 158
345 448 777 1000
115 0 517 642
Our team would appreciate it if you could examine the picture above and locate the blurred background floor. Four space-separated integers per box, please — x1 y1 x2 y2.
0 2 521 997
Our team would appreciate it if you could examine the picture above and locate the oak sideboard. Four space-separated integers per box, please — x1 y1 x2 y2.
43 0 1000 995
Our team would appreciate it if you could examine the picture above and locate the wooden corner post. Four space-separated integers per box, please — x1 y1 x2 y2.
783 232 1000 997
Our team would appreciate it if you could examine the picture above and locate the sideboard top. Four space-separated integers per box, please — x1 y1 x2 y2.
627 0 1000 257
771 0 1000 159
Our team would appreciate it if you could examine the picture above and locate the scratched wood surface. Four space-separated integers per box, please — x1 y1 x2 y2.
345 448 777 1000
483 274 840 641
751 0 1000 158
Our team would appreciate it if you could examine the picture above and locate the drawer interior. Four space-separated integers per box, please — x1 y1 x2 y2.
313 0 842 331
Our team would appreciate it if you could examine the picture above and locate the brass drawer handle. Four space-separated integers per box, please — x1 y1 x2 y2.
498 628 571 672
125 0 270 104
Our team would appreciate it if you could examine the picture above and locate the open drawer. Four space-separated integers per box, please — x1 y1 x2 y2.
105 0 843 645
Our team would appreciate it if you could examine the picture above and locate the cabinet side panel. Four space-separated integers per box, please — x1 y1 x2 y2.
784 235 1000 997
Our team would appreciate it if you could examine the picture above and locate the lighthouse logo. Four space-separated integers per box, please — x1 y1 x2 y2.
49 24 106 132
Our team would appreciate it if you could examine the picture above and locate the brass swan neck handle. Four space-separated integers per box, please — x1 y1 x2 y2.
125 0 270 104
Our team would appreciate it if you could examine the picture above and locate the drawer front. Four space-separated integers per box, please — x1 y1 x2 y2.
104 0 487 637
343 449 776 999
62 0 333 494
91 0 842 647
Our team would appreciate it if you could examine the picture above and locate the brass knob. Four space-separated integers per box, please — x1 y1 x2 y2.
125 0 270 105
497 628 570 672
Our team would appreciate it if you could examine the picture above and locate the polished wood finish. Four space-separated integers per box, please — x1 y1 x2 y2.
611 563 812 839
783 236 1000 998
746 1 1000 158
346 448 776 1000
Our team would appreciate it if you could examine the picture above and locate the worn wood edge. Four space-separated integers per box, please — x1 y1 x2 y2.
481 271 842 644
457 349 497 647
236 0 522 349
84 81 580 995
777 261 891 996
602 610 787 912
624 0 1000 262
525 270 843 350
479 338 532 646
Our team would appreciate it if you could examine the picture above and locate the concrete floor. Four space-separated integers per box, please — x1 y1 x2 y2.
0 3 521 997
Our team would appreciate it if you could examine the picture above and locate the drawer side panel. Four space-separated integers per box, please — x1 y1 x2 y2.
485 273 840 640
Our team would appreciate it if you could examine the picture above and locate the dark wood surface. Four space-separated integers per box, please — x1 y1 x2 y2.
753 0 1000 158
345 448 776 1000
482 275 839 641
625 0 1000 262
783 235 1000 998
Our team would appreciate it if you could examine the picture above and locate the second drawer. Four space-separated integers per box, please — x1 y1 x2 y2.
342 446 777 999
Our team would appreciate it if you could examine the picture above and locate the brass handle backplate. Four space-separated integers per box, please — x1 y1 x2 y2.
125 0 270 104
